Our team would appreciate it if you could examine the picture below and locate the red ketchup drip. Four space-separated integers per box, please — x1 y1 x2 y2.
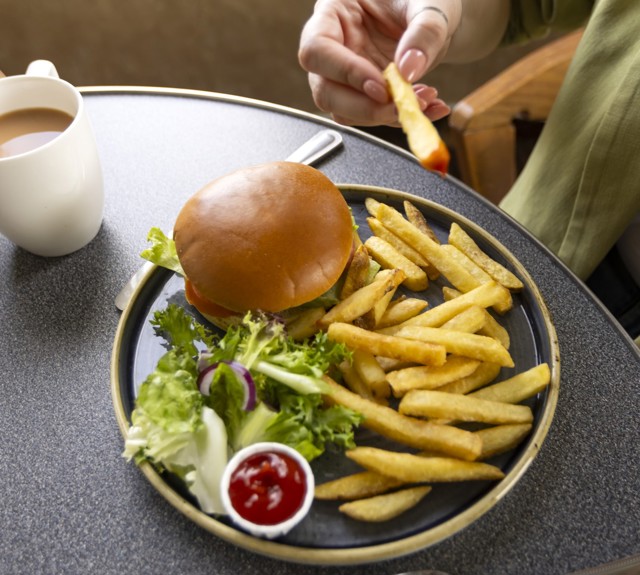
228 451 307 526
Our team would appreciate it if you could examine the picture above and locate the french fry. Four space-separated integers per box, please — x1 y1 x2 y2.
441 242 513 314
355 269 405 330
323 377 482 460
367 216 430 268
448 223 524 291
373 203 480 293
440 269 510 344
395 325 514 367
383 62 450 174
442 286 462 301
328 322 447 367
403 200 440 244
469 363 551 403
364 196 382 217
475 423 533 460
352 349 390 400
436 361 501 395
340 244 371 300
440 243 492 284
364 236 429 291
380 281 512 334
376 297 428 329
339 485 432 522
387 356 481 397
374 356 416 372
394 202 441 279
347 447 505 482
440 305 487 334
338 360 377 402
477 309 510 349
439 276 512 317
399 389 534 425
315 471 404 500
320 269 404 327
286 306 325 340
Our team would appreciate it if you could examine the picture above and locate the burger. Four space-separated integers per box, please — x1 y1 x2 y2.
172 161 355 328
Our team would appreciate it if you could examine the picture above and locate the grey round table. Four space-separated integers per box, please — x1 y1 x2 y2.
1 87 638 575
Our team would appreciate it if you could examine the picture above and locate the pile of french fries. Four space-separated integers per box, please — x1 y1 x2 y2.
289 197 551 523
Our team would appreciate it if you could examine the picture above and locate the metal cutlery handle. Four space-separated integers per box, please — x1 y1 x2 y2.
115 129 344 311
285 129 343 165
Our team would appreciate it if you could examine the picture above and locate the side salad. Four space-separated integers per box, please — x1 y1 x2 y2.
123 305 362 515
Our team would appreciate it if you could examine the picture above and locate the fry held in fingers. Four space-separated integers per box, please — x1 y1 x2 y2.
383 62 450 174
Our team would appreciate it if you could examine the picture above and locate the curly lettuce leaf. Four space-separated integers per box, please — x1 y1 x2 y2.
151 304 215 358
140 227 184 276
260 385 362 461
123 349 229 514
123 349 202 463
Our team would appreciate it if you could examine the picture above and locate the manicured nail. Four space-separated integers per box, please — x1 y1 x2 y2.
427 99 452 120
363 79 389 103
398 49 428 83
414 85 438 102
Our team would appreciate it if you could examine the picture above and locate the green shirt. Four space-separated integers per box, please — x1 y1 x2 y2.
499 0 640 279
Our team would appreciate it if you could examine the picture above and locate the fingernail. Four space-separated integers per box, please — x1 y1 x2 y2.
363 79 388 103
414 85 438 102
399 49 428 83
427 99 452 120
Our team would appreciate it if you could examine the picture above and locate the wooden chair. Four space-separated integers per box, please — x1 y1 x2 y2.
447 28 584 204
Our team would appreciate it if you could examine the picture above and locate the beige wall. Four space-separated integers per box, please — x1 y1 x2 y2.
0 0 554 114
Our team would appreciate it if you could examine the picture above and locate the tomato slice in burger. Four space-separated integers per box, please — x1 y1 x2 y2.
184 279 237 318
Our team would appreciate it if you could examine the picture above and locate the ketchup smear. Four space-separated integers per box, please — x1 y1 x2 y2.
228 451 307 526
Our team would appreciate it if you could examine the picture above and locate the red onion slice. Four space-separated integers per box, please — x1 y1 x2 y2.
196 360 256 412
227 360 257 411
197 363 218 396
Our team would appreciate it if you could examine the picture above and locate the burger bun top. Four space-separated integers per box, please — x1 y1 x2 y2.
173 161 354 313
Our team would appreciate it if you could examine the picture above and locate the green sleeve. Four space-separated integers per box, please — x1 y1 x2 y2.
500 0 640 279
502 0 595 44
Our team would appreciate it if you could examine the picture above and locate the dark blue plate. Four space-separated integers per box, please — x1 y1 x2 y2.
111 185 560 565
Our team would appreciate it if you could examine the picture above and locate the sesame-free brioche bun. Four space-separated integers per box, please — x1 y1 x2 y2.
173 161 353 314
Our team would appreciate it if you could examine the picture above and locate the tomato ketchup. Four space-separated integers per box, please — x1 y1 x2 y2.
227 450 308 526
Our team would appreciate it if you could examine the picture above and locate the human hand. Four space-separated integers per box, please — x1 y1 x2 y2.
298 0 461 126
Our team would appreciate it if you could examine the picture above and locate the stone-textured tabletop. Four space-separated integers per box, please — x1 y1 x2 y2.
1 88 638 575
